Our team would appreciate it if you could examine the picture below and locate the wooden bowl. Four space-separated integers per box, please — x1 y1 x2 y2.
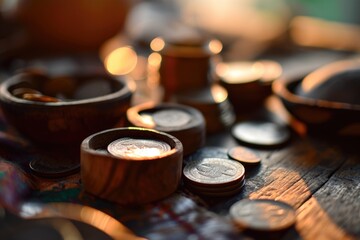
0 72 133 146
217 60 281 114
273 76 360 136
81 127 183 205
126 102 206 156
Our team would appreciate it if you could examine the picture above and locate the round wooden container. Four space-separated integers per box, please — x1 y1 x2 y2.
81 127 183 205
217 60 282 114
0 72 133 146
126 102 206 156
158 38 216 99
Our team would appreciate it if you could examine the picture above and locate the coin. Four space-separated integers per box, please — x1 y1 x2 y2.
152 109 192 128
12 87 41 98
232 121 290 147
185 174 245 192
230 199 296 232
29 157 80 178
228 146 261 165
22 93 60 103
107 138 171 159
183 158 245 186
186 178 245 197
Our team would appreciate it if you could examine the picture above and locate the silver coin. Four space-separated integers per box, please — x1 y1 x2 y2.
186 178 245 197
230 199 296 231
107 138 171 159
185 174 245 192
232 121 290 147
152 109 192 128
183 158 245 185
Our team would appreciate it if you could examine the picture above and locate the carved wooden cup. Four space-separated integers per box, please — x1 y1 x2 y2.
81 127 183 205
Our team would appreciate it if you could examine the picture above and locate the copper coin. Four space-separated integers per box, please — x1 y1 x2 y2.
183 158 245 186
152 109 192 128
107 138 171 160
22 93 60 103
228 146 261 165
230 199 296 231
232 121 290 147
12 88 41 98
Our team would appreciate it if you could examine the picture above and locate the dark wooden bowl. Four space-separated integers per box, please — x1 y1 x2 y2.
126 102 206 156
273 77 360 136
0 72 133 146
81 127 183 205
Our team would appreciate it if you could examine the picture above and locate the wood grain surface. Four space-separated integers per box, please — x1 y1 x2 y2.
203 128 360 240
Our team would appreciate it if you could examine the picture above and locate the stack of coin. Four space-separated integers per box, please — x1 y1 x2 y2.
183 157 245 197
229 199 296 233
175 84 236 133
126 102 206 156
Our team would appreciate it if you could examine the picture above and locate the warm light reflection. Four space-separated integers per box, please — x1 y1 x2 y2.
208 39 223 54
140 114 156 128
133 147 163 158
180 0 290 42
216 62 263 83
150 37 165 52
104 46 138 75
249 169 349 239
211 84 228 103
20 202 145 240
254 60 283 83
290 16 360 51
148 52 162 69
300 60 356 93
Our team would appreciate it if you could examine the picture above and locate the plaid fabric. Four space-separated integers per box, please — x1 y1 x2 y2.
0 110 242 239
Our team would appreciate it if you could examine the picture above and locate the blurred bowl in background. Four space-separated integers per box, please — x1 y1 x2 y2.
0 71 133 146
217 60 282 114
273 59 360 136
1 0 132 52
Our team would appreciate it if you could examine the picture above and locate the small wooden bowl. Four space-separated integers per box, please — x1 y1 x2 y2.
0 72 133 146
273 77 360 136
81 127 183 205
126 102 206 156
217 60 281 114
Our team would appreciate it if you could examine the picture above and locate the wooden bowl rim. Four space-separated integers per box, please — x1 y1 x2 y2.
81 127 183 161
126 102 205 132
272 77 360 111
0 73 133 106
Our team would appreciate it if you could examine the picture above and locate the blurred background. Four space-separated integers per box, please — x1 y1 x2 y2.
0 0 359 79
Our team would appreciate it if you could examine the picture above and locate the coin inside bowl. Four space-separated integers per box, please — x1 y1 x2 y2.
0 72 133 145
126 102 206 156
81 127 183 205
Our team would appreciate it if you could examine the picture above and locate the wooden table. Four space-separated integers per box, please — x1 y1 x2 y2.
0 52 359 240
205 118 360 240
